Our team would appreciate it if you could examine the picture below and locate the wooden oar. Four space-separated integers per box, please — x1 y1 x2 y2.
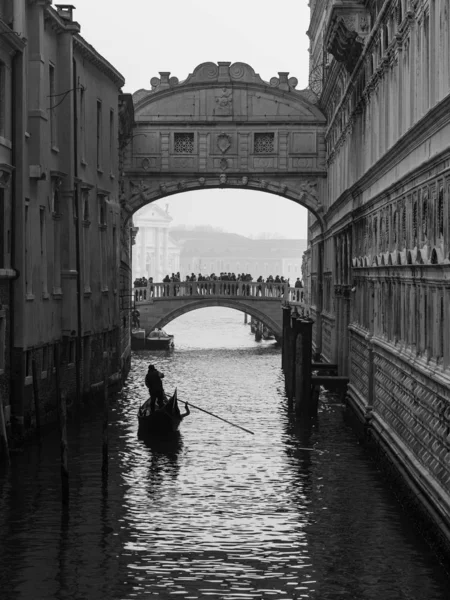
177 398 254 435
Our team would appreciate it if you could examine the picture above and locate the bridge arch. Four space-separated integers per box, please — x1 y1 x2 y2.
152 299 283 342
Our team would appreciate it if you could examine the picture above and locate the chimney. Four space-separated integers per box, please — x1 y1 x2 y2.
55 4 76 21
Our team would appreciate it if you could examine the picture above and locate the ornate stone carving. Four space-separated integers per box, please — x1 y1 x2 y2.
130 180 150 200
215 88 233 116
219 158 229 171
299 181 318 199
219 174 227 185
241 176 248 185
198 177 206 186
217 132 231 153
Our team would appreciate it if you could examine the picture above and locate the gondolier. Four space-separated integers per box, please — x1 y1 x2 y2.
145 364 166 412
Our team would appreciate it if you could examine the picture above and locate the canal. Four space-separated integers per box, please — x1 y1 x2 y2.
0 308 449 600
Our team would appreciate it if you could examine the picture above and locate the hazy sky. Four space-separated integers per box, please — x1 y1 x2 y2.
70 0 311 239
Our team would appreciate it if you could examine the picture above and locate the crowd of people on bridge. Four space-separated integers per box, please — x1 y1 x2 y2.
134 271 304 301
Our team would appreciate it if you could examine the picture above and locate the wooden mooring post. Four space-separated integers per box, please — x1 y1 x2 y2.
55 343 69 505
0 390 10 464
294 318 314 415
31 359 41 442
102 372 109 481
282 310 315 414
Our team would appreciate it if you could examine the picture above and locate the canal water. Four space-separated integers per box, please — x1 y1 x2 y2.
0 308 449 600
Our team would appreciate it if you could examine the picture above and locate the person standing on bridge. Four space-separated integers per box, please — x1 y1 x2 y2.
144 364 166 412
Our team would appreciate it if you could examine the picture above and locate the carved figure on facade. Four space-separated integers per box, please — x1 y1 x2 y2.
215 88 233 116
198 177 206 186
219 174 227 185
130 180 150 201
298 180 319 199
241 176 248 185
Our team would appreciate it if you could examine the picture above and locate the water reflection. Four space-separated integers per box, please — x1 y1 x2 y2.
0 308 449 600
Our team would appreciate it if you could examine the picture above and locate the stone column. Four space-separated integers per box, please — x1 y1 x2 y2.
163 227 169 275
140 226 146 277
155 227 161 281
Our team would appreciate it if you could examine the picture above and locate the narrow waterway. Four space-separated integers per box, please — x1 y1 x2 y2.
0 308 449 600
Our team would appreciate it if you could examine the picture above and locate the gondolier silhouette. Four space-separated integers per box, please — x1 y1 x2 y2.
144 364 166 412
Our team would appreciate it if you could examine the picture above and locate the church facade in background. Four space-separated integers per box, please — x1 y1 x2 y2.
307 0 450 538
131 204 180 282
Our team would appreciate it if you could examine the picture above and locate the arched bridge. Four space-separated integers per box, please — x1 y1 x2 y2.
133 282 306 342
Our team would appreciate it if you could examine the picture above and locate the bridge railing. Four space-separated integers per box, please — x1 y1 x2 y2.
285 287 310 316
133 281 290 302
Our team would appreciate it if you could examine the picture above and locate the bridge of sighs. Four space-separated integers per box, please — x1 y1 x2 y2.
121 61 327 348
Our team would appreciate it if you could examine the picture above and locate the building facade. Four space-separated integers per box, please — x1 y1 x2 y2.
0 0 26 429
0 1 133 442
307 0 450 548
132 203 180 282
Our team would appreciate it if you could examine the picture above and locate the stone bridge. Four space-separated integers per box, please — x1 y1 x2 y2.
133 282 307 342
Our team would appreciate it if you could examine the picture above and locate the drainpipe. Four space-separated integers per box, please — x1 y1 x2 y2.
73 59 81 406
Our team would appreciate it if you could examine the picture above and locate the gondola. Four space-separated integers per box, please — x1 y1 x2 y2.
138 389 189 437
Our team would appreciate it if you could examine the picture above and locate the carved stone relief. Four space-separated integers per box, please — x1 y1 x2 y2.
215 88 233 116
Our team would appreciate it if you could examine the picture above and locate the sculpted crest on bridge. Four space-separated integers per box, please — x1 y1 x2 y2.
124 62 327 225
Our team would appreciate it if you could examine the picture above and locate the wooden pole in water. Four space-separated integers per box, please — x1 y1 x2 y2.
55 342 69 505
31 359 41 442
102 371 108 479
0 390 10 464
177 398 254 435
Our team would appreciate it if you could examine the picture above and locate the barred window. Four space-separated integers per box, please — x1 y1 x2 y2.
174 133 194 153
254 133 275 153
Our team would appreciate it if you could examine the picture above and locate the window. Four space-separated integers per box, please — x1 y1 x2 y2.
254 133 274 153
51 178 60 215
96 100 102 169
49 64 57 148
80 85 86 162
174 132 194 153
25 202 32 296
109 109 114 172
39 207 48 296
0 61 5 138
82 189 90 221
0 309 5 373
98 194 107 225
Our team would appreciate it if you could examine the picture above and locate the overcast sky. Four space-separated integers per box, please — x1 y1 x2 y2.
71 0 311 239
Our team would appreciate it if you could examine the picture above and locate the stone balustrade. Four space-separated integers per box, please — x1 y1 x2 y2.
134 281 292 302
